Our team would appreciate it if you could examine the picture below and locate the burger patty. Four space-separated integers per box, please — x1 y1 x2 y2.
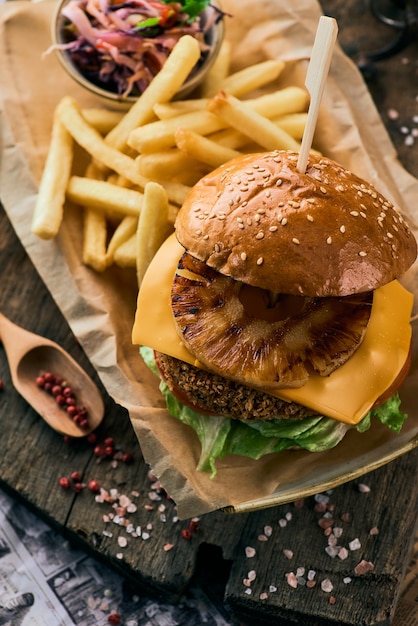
155 351 316 422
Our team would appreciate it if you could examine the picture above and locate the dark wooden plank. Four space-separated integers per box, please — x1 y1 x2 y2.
225 450 418 625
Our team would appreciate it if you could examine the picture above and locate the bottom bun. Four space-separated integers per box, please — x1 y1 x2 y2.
155 351 316 422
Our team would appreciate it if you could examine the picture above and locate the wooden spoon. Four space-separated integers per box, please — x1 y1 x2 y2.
0 312 104 437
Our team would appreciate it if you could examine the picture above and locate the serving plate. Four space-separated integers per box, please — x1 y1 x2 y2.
1 0 418 518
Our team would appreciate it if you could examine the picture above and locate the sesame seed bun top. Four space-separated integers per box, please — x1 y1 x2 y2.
174 150 417 297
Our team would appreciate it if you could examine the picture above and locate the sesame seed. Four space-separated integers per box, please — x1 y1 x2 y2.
269 225 278 232
203 234 209 240
278 201 285 207
289 200 300 208
195 229 202 236
247 217 252 225
360 212 366 218
257 208 266 214
255 231 264 240
276 178 283 186
214 244 220 253
265 190 271 198
257 257 264 265
387 232 394 238
350 211 359 217
281 218 288 226
327 236 332 244
320 186 327 194
359 251 367 257
340 225 346 233
292 238 300 245
254 214 261 223
307 215 314 222
238 223 244 229
237 216 243 223
336 184 345 192
242 201 248 207
240 252 247 261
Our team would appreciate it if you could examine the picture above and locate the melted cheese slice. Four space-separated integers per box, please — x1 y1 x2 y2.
133 234 413 425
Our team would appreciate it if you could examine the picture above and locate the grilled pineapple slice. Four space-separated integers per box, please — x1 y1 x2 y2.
171 252 373 389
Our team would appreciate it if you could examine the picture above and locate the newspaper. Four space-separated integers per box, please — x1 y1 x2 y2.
0 488 236 626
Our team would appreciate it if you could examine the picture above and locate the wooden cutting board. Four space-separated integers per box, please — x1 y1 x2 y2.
1 198 417 626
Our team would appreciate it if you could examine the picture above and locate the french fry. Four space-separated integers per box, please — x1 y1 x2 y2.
207 112 308 151
67 176 143 218
82 208 108 272
136 182 173 286
207 91 301 152
106 215 138 265
217 59 286 98
113 234 137 268
242 87 309 119
128 109 225 153
82 108 124 135
104 35 202 152
175 128 241 169
273 112 308 140
31 112 73 239
138 150 207 180
200 40 232 97
153 99 209 119
56 96 151 187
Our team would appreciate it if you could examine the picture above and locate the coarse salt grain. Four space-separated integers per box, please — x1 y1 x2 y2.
260 593 268 600
343 577 352 584
338 547 349 560
264 525 273 537
286 572 298 588
349 538 361 551
358 483 371 493
354 560 375 575
245 546 256 558
283 549 293 560
163 543 174 551
321 579 334 593
269 585 277 593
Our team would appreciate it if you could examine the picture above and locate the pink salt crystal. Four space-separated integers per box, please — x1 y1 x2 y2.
369 527 379 536
354 560 375 575
260 593 268 600
163 543 174 551
318 518 334 530
321 578 334 593
358 483 371 493
283 549 294 559
338 547 349 560
286 572 298 588
245 546 256 558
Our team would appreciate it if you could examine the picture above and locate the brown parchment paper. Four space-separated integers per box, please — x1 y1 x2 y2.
1 0 418 519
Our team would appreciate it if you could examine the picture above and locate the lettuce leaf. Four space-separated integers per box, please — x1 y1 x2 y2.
140 347 408 477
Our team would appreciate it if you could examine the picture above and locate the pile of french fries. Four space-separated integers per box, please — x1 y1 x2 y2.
31 34 310 287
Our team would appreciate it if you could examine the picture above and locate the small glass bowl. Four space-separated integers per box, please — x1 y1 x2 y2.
51 0 225 108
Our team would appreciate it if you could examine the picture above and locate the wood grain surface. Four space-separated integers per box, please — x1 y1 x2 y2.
1 1 418 625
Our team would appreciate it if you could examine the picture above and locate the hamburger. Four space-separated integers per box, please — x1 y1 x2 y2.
133 150 417 475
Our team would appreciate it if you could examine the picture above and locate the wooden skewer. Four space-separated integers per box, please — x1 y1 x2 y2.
297 16 338 174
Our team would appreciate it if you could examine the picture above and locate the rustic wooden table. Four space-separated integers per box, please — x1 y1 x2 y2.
0 1 417 625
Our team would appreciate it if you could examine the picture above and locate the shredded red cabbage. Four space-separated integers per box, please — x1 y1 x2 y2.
49 0 224 98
